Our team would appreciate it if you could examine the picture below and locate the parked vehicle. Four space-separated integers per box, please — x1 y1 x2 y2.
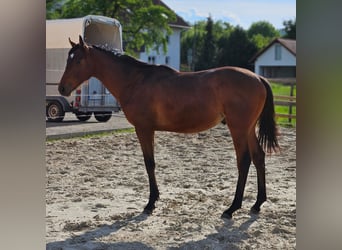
46 15 122 122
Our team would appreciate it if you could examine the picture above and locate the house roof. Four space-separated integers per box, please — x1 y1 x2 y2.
249 38 296 63
152 0 190 29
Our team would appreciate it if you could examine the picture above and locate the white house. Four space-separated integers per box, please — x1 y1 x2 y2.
250 38 296 78
138 0 190 70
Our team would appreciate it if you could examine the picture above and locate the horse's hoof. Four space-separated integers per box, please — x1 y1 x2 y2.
250 206 260 214
221 212 232 220
143 208 153 215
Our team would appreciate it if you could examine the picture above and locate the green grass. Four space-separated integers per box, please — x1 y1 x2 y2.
271 82 296 96
79 127 136 139
270 82 296 127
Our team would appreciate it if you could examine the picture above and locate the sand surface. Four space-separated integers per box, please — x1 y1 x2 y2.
46 124 296 249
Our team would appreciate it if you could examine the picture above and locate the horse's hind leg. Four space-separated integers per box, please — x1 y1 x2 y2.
248 134 266 214
222 130 251 219
135 128 159 214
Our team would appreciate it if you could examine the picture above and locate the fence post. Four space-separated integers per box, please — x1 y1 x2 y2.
288 83 295 124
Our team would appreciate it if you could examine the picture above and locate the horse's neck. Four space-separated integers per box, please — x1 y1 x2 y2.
91 49 136 105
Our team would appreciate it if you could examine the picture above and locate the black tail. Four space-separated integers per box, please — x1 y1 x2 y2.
258 77 279 153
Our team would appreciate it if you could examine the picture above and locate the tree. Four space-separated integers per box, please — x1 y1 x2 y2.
248 21 280 38
196 16 216 70
282 18 296 39
181 19 233 71
46 0 63 19
180 20 206 70
250 33 272 50
181 19 280 71
247 21 279 50
217 26 257 70
46 0 176 55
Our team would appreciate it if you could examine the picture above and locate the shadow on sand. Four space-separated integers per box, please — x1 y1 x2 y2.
47 212 259 250
169 214 260 249
46 212 152 250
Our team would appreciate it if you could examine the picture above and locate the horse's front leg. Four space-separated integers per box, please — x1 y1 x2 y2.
135 128 159 214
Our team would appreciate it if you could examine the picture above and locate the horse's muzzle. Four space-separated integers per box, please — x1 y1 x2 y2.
58 85 69 96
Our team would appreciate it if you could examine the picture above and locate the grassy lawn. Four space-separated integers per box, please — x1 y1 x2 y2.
270 82 296 127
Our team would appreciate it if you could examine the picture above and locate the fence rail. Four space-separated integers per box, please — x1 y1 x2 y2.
274 95 296 117
274 96 296 124
269 78 296 125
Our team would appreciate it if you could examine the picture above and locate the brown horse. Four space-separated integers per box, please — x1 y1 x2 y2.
59 36 279 219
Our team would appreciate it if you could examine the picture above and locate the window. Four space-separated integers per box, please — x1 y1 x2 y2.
148 56 156 64
275 44 281 60
165 56 170 65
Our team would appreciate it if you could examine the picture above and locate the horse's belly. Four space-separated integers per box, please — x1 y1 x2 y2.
156 110 224 133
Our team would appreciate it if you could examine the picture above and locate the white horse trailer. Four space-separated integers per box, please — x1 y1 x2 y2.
46 15 122 122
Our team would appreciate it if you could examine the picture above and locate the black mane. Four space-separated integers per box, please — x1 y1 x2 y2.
92 45 177 72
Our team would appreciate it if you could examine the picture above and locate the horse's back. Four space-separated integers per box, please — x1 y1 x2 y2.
176 66 266 108
125 66 267 133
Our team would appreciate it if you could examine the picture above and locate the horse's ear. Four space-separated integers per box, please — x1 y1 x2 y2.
69 38 76 48
78 35 89 51
79 35 84 47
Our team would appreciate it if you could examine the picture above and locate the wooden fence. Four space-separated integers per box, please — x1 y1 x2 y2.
274 95 296 121
268 78 296 125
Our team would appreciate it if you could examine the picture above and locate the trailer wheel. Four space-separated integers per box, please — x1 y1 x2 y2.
46 101 65 122
94 112 112 122
75 112 92 122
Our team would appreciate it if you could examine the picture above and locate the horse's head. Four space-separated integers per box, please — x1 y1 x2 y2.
59 35 94 96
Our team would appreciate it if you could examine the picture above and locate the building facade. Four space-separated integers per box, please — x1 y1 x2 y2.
250 38 296 78
139 0 190 70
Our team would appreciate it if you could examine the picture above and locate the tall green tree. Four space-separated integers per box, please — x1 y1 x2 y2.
196 16 216 70
248 21 279 38
181 19 233 71
247 21 280 50
46 0 176 55
180 20 206 70
282 18 296 39
46 0 63 19
181 19 281 71
217 26 257 70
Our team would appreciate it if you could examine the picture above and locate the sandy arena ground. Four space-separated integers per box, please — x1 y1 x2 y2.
46 124 296 249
